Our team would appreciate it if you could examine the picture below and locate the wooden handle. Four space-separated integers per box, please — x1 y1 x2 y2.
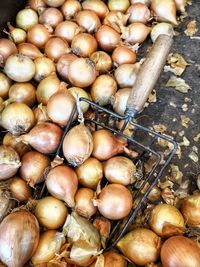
126 34 173 117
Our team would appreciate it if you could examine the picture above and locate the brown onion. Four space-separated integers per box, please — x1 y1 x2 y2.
117 228 161 265
90 51 112 74
175 0 187 12
151 22 174 43
44 37 70 62
44 0 65 7
46 165 78 207
34 56 56 82
0 102 35 135
108 0 130 12
6 23 26 44
61 0 82 20
9 177 32 201
112 45 136 66
91 74 117 106
31 230 65 265
76 10 101 33
0 38 17 66
90 251 127 267
103 11 129 33
27 24 51 48
82 0 109 20
33 104 50 123
127 3 151 24
47 89 76 127
0 211 39 267
20 151 50 187
96 25 121 52
94 184 132 220
181 194 200 226
0 189 14 223
71 33 97 57
149 203 185 237
19 122 62 154
114 63 140 88
35 196 68 229
147 185 161 202
0 72 12 99
68 87 90 113
63 123 93 166
92 129 127 161
3 132 30 156
68 58 97 87
161 236 200 267
28 0 47 11
39 7 63 28
57 53 77 82
104 156 137 185
0 145 21 180
18 43 43 59
16 8 38 31
75 157 103 189
4 54 35 82
111 88 131 115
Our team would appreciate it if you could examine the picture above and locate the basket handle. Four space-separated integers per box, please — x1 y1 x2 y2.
126 34 173 117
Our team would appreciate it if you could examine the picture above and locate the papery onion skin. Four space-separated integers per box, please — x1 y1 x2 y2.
35 196 68 229
39 7 63 28
9 177 32 202
114 63 140 88
82 0 109 20
117 228 161 266
108 0 130 13
91 74 117 106
68 86 90 113
0 102 35 135
94 184 132 220
3 132 30 156
149 203 185 237
20 151 50 187
71 33 97 57
44 37 70 62
27 24 51 48
0 39 17 66
112 46 136 66
111 88 131 115
19 122 62 154
18 43 43 59
75 157 103 189
0 189 14 223
75 10 101 33
44 0 65 7
0 72 12 99
181 194 200 226
57 53 77 82
34 56 56 82
4 54 35 82
46 165 78 207
151 22 174 43
61 0 82 20
103 11 129 33
127 3 151 24
161 236 200 267
0 211 39 267
28 0 47 11
16 8 38 31
75 188 97 218
90 51 112 74
31 230 65 265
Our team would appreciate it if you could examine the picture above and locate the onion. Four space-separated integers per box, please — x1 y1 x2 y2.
82 0 109 20
161 236 200 267
28 0 47 11
63 123 93 166
18 122 62 154
0 211 39 267
103 11 129 33
149 203 185 237
3 132 30 156
68 86 90 113
75 10 101 33
111 88 131 115
47 89 76 126
34 56 55 82
39 7 63 28
121 22 151 44
112 45 136 66
6 82 36 107
114 63 140 88
151 0 178 26
0 102 35 135
16 8 38 31
36 74 61 105
57 53 77 82
0 97 3 111
61 0 82 20
44 37 70 62
90 51 112 74
75 157 103 189
147 185 161 202
91 74 117 106
71 33 97 57
44 0 65 7
108 0 130 12
55 21 84 44
31 230 65 265
0 189 14 223
94 184 132 220
18 43 43 59
92 129 127 161
90 251 127 267
4 54 35 82
6 23 26 44
96 25 121 52
175 0 187 12
75 188 97 218
127 3 151 24
68 58 97 87
181 194 200 226
131 0 151 6
35 196 68 229
0 39 17 66
20 151 50 187
27 24 51 48
0 72 12 99
33 104 50 123
117 228 161 265
9 177 31 202
151 22 174 42
104 156 137 185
